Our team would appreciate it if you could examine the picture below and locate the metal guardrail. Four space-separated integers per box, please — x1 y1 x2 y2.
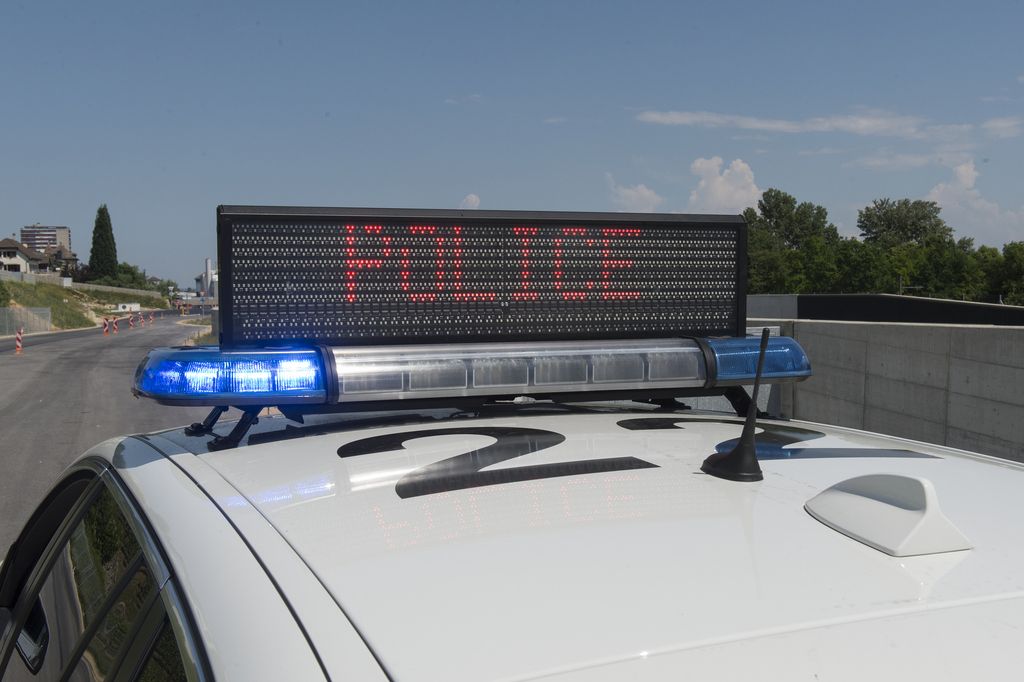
0 307 52 335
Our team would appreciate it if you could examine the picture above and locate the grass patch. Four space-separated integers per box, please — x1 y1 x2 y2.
190 331 217 345
182 316 212 326
79 287 169 308
6 282 94 329
5 281 171 331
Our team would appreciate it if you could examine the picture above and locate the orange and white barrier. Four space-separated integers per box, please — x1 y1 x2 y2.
128 315 135 329
15 327 23 354
113 318 119 334
150 312 155 323
102 318 109 335
140 314 145 327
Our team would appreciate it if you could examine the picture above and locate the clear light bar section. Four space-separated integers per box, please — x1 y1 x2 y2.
706 336 812 385
330 339 707 402
134 347 327 405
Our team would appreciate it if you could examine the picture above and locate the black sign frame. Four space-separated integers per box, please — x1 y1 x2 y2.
217 205 747 348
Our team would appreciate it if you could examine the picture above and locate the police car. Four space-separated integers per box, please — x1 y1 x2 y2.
2 207 1023 681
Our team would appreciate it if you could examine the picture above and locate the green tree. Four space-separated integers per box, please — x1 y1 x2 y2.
88 204 118 279
857 198 952 247
91 262 149 290
832 238 889 293
1001 242 1024 305
974 245 1005 303
911 236 983 300
743 189 840 293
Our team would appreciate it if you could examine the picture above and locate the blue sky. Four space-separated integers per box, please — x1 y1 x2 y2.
2 0 1022 286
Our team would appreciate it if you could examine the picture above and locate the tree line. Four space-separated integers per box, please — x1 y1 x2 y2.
744 189 1024 305
82 204 177 294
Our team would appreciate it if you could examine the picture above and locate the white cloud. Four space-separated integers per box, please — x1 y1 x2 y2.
605 173 665 212
637 109 930 139
445 94 483 105
924 123 975 142
981 117 1023 138
637 109 981 143
849 148 974 171
852 153 937 170
798 147 845 156
952 161 979 188
927 160 1024 246
686 157 761 213
459 193 481 209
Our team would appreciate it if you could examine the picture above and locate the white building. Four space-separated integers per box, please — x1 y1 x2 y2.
0 238 47 273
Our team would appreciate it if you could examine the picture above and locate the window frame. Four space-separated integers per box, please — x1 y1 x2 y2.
0 458 210 681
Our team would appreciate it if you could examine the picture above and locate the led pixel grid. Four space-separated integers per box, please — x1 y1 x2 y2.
218 209 745 346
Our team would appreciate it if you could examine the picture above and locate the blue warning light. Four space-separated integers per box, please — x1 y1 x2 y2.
706 336 812 385
134 347 326 406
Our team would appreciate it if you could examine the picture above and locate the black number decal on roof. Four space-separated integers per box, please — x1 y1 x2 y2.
338 426 658 498
616 418 937 459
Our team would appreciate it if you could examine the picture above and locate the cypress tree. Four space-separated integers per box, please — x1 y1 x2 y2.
89 204 118 279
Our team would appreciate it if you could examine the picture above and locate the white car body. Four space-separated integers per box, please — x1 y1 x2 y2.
48 404 1024 681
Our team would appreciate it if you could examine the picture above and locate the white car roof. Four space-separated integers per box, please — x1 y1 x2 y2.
144 405 1024 681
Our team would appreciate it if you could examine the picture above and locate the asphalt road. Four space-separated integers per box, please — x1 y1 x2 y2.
0 317 211 554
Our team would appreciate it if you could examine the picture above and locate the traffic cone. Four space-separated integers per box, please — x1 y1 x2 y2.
102 318 109 336
15 327 23 354
113 318 119 334
129 315 135 330
140 315 145 327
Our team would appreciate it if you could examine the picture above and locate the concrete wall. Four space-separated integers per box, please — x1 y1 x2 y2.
784 320 1024 461
0 270 161 300
71 281 164 300
748 294 798 319
0 270 71 287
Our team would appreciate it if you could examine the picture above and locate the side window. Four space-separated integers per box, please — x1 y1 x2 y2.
133 619 187 682
66 564 157 680
11 600 47 673
2 476 199 681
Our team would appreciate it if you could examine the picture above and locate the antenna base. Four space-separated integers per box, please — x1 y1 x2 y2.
700 445 764 482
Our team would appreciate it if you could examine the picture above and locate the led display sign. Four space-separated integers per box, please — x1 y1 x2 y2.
217 206 747 347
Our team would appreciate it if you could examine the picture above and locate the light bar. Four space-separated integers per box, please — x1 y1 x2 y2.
330 339 707 402
706 336 812 386
133 336 811 407
133 348 326 406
